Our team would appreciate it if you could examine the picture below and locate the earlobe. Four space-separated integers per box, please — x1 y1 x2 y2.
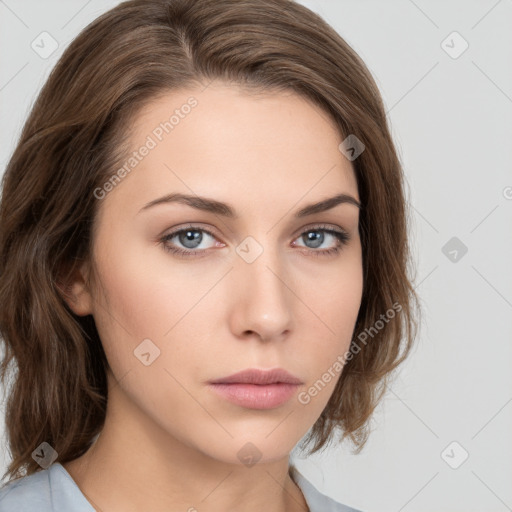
57 261 93 316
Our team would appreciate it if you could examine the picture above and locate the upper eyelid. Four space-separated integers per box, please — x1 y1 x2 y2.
164 223 348 240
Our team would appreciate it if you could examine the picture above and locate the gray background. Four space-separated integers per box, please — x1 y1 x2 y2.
1 1 511 511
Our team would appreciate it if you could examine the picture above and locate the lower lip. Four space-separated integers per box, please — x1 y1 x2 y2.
208 383 300 409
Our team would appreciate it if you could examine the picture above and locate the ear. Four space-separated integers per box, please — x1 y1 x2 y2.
56 260 94 316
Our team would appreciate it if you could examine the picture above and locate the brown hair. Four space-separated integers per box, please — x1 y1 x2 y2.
0 0 419 483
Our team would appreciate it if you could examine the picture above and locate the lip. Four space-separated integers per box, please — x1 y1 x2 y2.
209 368 303 385
208 368 303 410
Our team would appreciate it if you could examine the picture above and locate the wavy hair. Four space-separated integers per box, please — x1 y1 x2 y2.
0 0 419 483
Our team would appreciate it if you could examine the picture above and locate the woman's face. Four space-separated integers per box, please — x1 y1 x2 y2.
74 82 363 465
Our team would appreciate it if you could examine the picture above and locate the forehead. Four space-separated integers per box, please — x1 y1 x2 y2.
103 82 359 219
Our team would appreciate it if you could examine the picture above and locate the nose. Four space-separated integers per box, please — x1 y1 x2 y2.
228 246 294 342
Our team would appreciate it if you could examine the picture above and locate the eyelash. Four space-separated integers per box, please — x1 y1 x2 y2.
159 223 350 259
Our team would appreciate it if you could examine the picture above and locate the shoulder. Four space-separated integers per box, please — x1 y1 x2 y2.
290 465 364 512
0 463 94 512
0 465 53 511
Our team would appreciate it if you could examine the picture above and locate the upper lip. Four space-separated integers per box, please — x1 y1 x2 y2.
209 368 303 385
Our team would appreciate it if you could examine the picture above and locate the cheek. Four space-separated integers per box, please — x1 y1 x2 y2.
299 253 363 373
92 238 203 336
88 249 210 425
297 271 363 411
89 237 224 383
310 249 363 330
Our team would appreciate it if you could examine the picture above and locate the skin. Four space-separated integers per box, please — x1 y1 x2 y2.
62 81 363 512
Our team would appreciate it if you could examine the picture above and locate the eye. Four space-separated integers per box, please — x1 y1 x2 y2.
160 223 350 258
160 224 220 258
292 224 350 257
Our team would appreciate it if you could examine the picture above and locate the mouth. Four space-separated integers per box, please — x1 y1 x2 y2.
208 368 303 410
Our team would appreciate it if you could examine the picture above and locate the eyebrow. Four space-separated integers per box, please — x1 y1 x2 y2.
138 192 361 218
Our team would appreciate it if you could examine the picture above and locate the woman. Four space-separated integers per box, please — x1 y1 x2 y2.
0 0 419 510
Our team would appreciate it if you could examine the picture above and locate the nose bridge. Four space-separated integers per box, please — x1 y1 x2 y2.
230 235 293 340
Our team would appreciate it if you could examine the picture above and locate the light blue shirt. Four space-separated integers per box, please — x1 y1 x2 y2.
0 462 362 512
